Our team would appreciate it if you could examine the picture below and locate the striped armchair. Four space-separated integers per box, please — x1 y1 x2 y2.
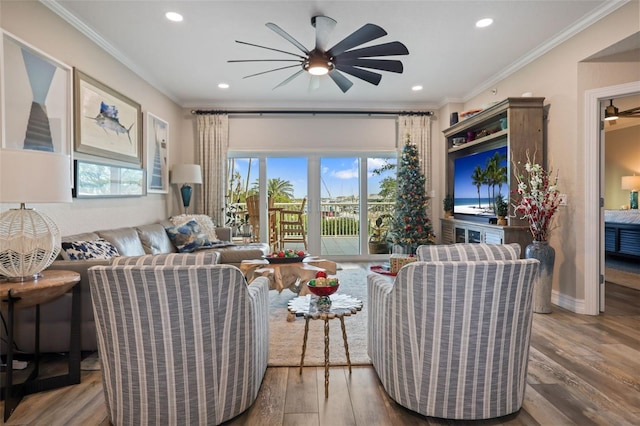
368 245 539 420
88 256 269 425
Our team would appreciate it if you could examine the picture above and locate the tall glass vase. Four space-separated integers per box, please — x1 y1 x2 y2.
525 240 555 314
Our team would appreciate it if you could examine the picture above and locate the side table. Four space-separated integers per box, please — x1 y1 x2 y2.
0 269 81 421
287 293 362 398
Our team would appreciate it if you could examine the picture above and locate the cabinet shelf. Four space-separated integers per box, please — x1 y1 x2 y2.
448 129 508 153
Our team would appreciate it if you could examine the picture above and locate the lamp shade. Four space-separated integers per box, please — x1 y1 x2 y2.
0 150 72 280
170 164 202 184
621 175 640 191
0 150 72 203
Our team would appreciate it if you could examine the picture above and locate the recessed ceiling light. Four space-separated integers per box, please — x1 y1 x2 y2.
412 85 423 91
218 83 230 89
476 18 493 28
165 12 183 22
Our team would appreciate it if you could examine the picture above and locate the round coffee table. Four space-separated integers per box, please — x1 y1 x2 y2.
287 293 362 398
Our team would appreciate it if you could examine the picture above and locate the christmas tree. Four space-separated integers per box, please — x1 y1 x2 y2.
391 137 433 252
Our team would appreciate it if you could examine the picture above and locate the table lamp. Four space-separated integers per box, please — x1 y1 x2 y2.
621 175 640 209
0 150 72 281
171 164 202 214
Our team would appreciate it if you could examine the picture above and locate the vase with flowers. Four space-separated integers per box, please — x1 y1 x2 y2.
513 156 561 313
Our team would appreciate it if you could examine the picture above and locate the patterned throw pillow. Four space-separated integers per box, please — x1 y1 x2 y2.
60 239 120 261
169 214 218 242
165 220 211 253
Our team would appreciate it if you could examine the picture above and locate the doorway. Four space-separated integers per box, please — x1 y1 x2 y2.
584 81 640 314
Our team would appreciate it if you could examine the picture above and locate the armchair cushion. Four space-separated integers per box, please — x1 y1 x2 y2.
416 242 521 261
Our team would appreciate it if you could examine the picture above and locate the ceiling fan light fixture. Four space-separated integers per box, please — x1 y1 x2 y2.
304 56 334 75
604 99 619 121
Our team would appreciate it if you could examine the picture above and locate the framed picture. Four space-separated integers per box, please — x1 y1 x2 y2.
0 30 73 156
73 159 146 198
146 112 169 193
74 69 142 165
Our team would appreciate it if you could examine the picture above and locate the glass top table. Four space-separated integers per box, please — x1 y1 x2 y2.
287 293 363 398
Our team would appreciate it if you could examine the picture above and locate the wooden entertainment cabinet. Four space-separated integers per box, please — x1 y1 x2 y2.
443 97 545 256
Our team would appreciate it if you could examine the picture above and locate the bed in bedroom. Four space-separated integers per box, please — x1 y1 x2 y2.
604 210 640 260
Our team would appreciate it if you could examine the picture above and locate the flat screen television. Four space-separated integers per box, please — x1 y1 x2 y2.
453 145 508 219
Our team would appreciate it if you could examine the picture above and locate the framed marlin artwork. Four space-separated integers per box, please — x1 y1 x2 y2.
73 69 142 165
145 112 169 193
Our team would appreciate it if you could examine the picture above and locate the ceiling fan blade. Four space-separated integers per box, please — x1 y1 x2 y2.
309 75 321 91
235 40 306 59
312 15 337 51
242 64 302 79
328 23 387 57
273 69 305 89
328 70 354 93
266 22 310 54
337 41 409 59
335 64 382 86
336 58 403 73
228 59 303 63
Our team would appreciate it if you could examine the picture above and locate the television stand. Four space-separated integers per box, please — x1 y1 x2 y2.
441 218 531 257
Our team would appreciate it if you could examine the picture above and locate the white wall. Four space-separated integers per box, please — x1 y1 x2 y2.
0 1 187 234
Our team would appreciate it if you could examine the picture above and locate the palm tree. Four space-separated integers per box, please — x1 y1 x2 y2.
250 177 295 202
471 165 484 208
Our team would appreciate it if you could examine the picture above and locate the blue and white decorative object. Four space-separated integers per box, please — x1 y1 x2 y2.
170 164 202 214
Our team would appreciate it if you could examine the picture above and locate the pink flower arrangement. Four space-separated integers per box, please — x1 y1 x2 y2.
513 159 561 242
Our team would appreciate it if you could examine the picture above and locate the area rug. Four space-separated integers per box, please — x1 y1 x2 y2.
268 265 371 367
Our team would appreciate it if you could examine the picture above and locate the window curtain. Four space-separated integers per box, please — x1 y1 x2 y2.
196 114 228 226
397 114 432 215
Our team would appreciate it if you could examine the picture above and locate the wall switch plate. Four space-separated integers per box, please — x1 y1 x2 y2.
559 194 568 206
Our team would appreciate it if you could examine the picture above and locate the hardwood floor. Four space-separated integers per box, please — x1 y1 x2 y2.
2 282 639 425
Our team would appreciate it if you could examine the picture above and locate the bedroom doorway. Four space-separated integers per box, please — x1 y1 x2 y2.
584 81 640 314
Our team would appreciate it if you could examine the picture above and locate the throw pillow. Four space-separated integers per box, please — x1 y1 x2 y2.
60 239 120 261
165 220 211 253
170 214 218 242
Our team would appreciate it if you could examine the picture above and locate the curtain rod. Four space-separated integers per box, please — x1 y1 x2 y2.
190 109 433 116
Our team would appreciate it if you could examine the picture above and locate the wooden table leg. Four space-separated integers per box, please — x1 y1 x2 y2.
299 317 310 375
339 316 352 374
324 318 330 399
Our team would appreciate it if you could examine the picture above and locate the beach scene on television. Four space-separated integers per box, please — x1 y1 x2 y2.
454 146 508 217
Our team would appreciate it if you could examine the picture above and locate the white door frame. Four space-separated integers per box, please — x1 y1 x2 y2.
583 80 640 315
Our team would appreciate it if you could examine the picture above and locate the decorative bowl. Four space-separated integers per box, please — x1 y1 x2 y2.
262 254 308 264
307 282 339 297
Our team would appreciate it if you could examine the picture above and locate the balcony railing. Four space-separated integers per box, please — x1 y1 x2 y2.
227 201 395 238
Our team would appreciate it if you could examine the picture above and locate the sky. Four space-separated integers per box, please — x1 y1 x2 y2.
230 156 396 199
454 146 507 199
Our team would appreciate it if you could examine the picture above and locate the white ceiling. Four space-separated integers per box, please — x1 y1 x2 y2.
46 0 628 110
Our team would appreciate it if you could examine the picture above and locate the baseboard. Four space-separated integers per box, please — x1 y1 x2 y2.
552 290 587 314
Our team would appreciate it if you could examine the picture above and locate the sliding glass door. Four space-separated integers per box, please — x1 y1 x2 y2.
227 153 396 258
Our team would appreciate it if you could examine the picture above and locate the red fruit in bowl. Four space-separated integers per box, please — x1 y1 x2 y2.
278 251 285 257
297 251 306 257
315 271 327 278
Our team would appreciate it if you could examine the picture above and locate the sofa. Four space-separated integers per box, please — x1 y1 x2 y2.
11 218 270 354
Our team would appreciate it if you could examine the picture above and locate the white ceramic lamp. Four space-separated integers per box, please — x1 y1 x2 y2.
0 150 72 281
171 164 202 214
621 175 640 210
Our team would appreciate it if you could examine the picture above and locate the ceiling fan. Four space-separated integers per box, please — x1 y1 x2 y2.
604 99 640 125
228 15 409 93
